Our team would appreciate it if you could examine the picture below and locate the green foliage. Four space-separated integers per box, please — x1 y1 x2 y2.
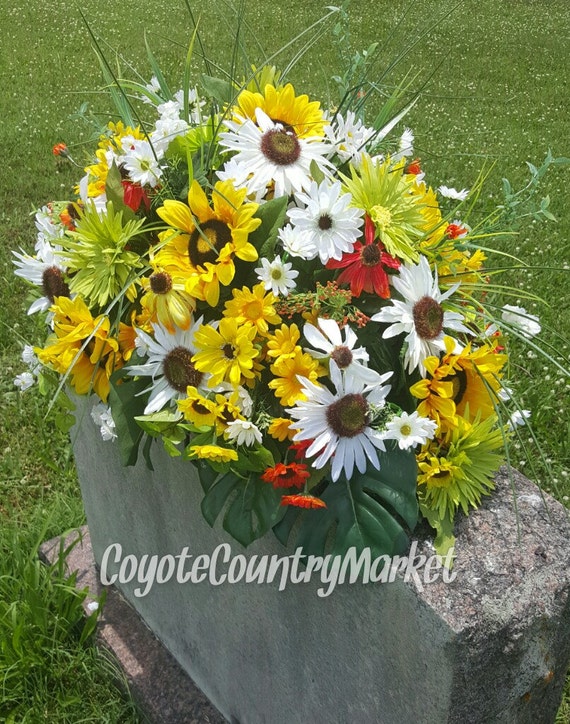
274 444 418 558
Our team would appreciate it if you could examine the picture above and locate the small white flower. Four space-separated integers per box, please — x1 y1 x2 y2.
255 255 299 297
398 128 414 157
150 117 190 154
501 304 541 338
325 110 376 166
21 345 40 373
278 224 318 261
86 601 100 612
122 139 163 188
437 185 469 201
508 409 531 431
287 180 363 264
381 411 437 450
225 419 263 447
91 402 117 442
14 372 35 392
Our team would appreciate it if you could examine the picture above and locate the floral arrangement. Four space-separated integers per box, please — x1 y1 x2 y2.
13 34 549 560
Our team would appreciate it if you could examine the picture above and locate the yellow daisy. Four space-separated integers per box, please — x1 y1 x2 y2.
178 387 221 428
188 444 238 463
223 283 281 336
192 318 260 387
269 349 323 406
140 268 196 333
265 323 301 359
267 417 297 442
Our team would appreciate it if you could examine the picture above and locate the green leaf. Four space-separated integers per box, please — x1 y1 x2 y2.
107 373 150 467
247 195 289 258
201 472 282 547
275 445 418 558
419 501 456 566
200 74 234 106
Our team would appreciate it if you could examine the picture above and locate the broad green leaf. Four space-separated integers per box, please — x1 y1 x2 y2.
248 195 289 258
107 373 150 467
275 445 418 558
200 74 234 106
201 472 282 547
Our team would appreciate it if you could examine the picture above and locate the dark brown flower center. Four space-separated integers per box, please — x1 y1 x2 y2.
149 271 173 294
360 244 381 267
412 296 444 340
318 214 333 231
192 400 212 416
223 343 235 360
188 219 231 268
330 345 353 369
326 393 369 438
442 369 468 406
42 266 70 302
260 128 301 166
163 346 203 392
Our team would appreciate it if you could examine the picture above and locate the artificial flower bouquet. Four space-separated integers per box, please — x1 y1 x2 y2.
13 47 545 561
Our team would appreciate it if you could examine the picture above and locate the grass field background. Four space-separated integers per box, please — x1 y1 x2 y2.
1 0 569 720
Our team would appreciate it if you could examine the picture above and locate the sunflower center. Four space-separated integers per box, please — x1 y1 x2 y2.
42 266 70 302
360 244 381 267
223 343 235 359
370 205 392 230
163 346 203 392
442 369 468 406
192 400 212 416
412 296 444 340
188 219 231 267
330 345 353 369
326 393 369 438
260 128 301 166
149 271 173 294
318 214 333 231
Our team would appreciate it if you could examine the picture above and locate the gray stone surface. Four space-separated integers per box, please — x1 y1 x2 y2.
66 401 570 724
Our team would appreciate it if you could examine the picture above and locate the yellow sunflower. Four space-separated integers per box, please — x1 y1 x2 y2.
233 83 326 138
178 387 221 428
156 179 261 306
410 336 507 431
140 267 196 333
36 296 122 401
188 444 238 463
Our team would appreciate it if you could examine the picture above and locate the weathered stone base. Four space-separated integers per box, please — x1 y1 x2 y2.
64 403 570 724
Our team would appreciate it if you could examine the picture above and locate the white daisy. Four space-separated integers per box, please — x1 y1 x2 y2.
150 116 190 155
35 205 64 243
501 304 541 338
12 238 68 314
371 255 472 376
219 108 333 199
287 180 364 263
277 224 318 261
255 255 299 297
437 185 469 201
224 419 263 447
381 410 437 450
121 139 163 188
303 318 385 386
287 361 392 482
127 318 209 414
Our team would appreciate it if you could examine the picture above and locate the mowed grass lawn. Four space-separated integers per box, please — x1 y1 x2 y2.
0 0 569 720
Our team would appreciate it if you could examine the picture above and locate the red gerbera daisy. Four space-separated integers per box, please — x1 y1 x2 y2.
261 462 311 489
280 494 327 509
326 215 400 298
289 439 313 460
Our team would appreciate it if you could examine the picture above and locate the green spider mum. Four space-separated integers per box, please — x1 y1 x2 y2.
417 413 505 521
62 202 145 308
341 155 426 263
